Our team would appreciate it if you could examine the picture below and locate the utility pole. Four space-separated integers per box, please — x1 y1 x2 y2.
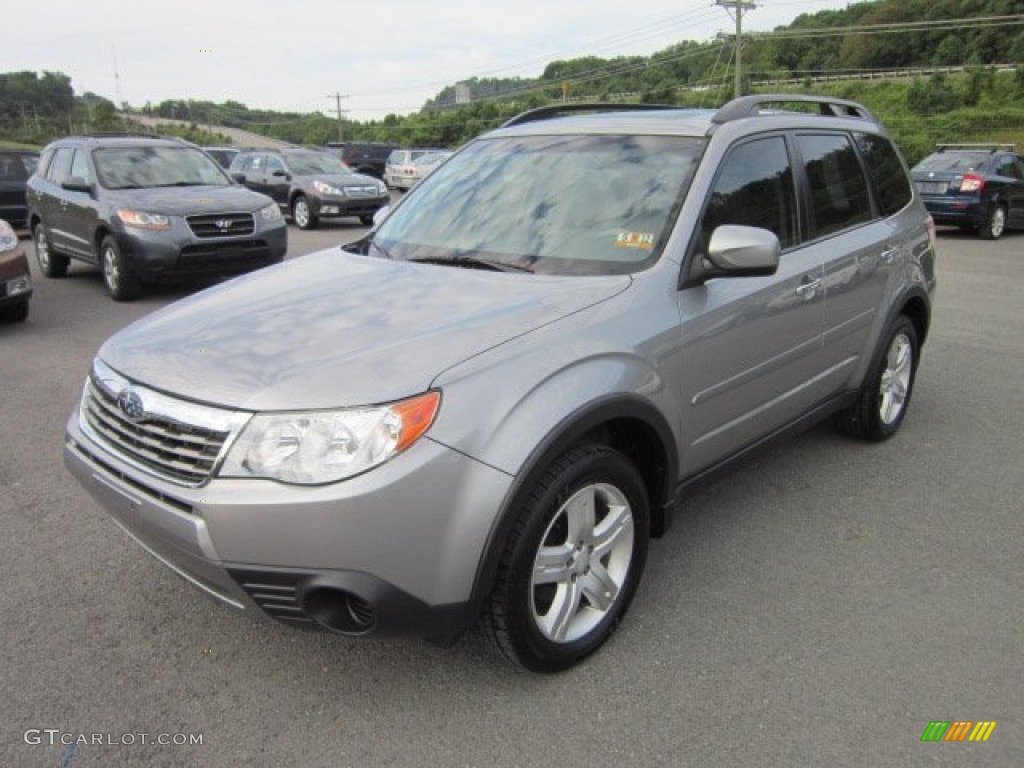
329 92 349 142
716 0 756 98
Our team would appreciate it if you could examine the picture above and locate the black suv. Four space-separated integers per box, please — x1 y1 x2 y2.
0 149 39 230
27 134 287 300
325 141 396 178
910 144 1023 239
229 148 389 229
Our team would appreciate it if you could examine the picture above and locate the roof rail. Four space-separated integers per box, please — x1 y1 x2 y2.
711 94 877 125
936 142 1016 152
501 102 676 128
73 132 164 139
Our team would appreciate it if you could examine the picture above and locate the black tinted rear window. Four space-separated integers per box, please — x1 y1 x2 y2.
914 152 989 174
855 133 912 217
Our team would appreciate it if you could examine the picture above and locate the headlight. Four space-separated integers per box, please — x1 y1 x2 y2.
220 391 440 485
0 219 18 252
259 203 281 222
117 210 171 230
313 180 342 196
376 182 387 195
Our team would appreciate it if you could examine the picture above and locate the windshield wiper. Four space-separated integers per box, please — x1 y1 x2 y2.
410 255 533 273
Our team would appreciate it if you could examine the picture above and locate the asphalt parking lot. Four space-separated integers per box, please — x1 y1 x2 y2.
1 218 1021 768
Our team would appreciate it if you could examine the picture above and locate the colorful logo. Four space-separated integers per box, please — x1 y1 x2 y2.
921 721 997 742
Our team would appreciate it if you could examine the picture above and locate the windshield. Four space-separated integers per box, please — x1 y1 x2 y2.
93 146 229 189
915 152 989 174
286 152 351 175
413 152 450 167
373 134 704 276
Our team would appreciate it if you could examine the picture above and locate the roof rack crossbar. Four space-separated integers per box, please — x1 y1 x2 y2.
501 103 676 128
711 94 877 125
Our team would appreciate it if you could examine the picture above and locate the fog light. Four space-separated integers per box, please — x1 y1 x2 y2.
6 276 30 295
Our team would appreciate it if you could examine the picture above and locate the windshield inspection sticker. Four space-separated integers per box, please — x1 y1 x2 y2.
615 231 655 249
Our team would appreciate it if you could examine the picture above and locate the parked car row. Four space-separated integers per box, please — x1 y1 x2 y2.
26 133 287 301
228 148 388 229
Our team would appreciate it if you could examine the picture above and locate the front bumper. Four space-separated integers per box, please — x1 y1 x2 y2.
0 245 32 308
64 406 512 640
114 218 288 282
309 193 389 220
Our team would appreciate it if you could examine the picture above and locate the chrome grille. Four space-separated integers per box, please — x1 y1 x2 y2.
345 185 382 199
80 360 248 487
186 212 255 238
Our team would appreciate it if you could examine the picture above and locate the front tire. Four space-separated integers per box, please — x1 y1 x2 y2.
483 445 649 672
835 315 919 441
34 224 69 277
980 204 1006 240
292 195 317 230
100 235 142 301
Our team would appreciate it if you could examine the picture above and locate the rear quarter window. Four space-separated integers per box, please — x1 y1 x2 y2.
855 133 912 217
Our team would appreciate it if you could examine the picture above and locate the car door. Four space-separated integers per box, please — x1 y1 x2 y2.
34 147 75 253
676 134 830 475
792 132 899 382
264 155 291 207
56 148 102 261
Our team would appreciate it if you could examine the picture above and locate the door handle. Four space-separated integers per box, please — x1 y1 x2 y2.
796 277 821 300
880 247 899 265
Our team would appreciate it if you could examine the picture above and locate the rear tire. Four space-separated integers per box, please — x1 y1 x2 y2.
483 445 649 672
980 204 1006 240
101 235 142 301
34 224 69 277
835 315 919 441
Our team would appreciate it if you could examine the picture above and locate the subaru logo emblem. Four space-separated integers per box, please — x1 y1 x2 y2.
117 388 146 421
216 219 232 230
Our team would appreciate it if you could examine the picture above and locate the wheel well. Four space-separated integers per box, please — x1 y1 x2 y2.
578 417 671 537
94 227 111 257
901 295 929 347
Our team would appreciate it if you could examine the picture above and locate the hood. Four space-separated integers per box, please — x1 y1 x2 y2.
98 250 630 411
311 173 380 188
104 185 273 216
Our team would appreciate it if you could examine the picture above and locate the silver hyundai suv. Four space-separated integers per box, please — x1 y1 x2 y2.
64 95 936 672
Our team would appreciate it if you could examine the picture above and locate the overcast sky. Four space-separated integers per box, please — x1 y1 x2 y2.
4 0 855 121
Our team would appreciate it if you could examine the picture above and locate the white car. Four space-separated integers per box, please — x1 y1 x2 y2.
384 148 444 190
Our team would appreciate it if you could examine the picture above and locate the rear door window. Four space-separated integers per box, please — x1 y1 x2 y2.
45 148 73 183
796 134 872 238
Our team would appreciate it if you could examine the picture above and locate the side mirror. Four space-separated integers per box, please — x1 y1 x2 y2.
61 177 92 193
231 172 247 183
706 225 780 277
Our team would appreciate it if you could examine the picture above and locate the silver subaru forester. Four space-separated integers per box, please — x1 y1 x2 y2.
65 95 936 672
